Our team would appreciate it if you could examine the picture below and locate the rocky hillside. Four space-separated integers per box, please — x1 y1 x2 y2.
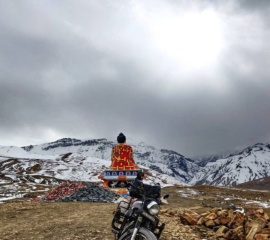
236 176 270 191
22 138 200 183
2 139 270 192
193 150 235 167
190 143 270 186
0 143 186 202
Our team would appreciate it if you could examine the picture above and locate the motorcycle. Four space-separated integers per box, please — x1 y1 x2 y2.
111 173 169 240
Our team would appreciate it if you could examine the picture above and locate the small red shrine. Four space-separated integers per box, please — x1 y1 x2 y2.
98 134 142 196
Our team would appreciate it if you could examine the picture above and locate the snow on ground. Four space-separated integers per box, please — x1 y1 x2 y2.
22 138 200 183
141 165 188 187
0 145 58 160
245 200 270 208
178 188 199 198
0 150 187 203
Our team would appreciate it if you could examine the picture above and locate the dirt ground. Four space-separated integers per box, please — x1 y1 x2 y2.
0 202 115 240
1 185 270 240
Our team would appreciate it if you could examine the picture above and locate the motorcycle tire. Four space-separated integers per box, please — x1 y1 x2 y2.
118 227 157 240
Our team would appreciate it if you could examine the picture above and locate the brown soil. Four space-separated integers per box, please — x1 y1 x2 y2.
236 176 270 191
0 202 115 240
0 185 270 240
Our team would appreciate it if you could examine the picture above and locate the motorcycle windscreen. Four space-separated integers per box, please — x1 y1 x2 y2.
143 185 161 198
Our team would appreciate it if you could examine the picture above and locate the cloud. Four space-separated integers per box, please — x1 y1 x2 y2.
0 0 270 157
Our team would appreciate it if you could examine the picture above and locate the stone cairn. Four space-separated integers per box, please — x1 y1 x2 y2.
41 181 85 201
34 182 120 203
59 184 120 203
160 207 270 240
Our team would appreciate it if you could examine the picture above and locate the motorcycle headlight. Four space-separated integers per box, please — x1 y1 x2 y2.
147 201 160 215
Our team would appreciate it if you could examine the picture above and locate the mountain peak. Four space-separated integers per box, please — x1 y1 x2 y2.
21 137 199 183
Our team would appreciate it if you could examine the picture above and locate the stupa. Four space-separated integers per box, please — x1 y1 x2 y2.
98 134 142 196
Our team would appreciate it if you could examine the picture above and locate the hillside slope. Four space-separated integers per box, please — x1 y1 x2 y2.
22 138 200 183
236 176 270 191
191 143 270 186
0 146 187 202
2 139 270 189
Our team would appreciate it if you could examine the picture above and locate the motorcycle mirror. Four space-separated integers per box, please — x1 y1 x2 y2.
163 194 170 199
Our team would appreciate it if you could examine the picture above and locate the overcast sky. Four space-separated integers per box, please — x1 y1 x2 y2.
0 0 270 157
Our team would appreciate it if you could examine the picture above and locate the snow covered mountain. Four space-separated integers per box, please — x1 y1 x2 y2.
193 151 233 167
22 138 200 183
190 143 270 186
0 143 187 202
0 150 182 187
2 138 270 195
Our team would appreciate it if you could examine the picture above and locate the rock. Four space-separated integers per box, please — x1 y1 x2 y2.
180 213 198 225
256 209 264 215
205 219 216 228
160 209 169 214
219 216 231 225
166 207 270 240
246 209 256 217
168 210 178 216
191 213 201 223
263 213 269 221
217 210 228 217
52 183 120 203
246 223 262 240
258 228 270 234
224 230 233 239
205 213 217 220
197 217 205 225
228 212 245 228
201 212 210 218
160 198 168 205
233 225 243 235
214 218 221 225
228 209 234 219
212 208 222 214
215 226 229 237
255 234 270 240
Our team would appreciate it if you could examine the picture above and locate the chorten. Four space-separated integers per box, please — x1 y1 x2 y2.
98 134 142 196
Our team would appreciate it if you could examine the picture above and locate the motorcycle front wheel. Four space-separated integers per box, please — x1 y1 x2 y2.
118 227 157 240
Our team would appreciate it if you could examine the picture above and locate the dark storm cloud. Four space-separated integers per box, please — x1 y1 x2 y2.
0 0 270 157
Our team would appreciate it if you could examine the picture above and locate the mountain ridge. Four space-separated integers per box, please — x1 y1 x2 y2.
190 142 270 186
21 137 199 183
1 138 270 190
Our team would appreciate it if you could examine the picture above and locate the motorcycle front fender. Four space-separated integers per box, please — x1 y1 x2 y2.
118 227 157 240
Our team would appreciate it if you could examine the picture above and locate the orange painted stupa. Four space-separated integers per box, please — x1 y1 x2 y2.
98 133 142 196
